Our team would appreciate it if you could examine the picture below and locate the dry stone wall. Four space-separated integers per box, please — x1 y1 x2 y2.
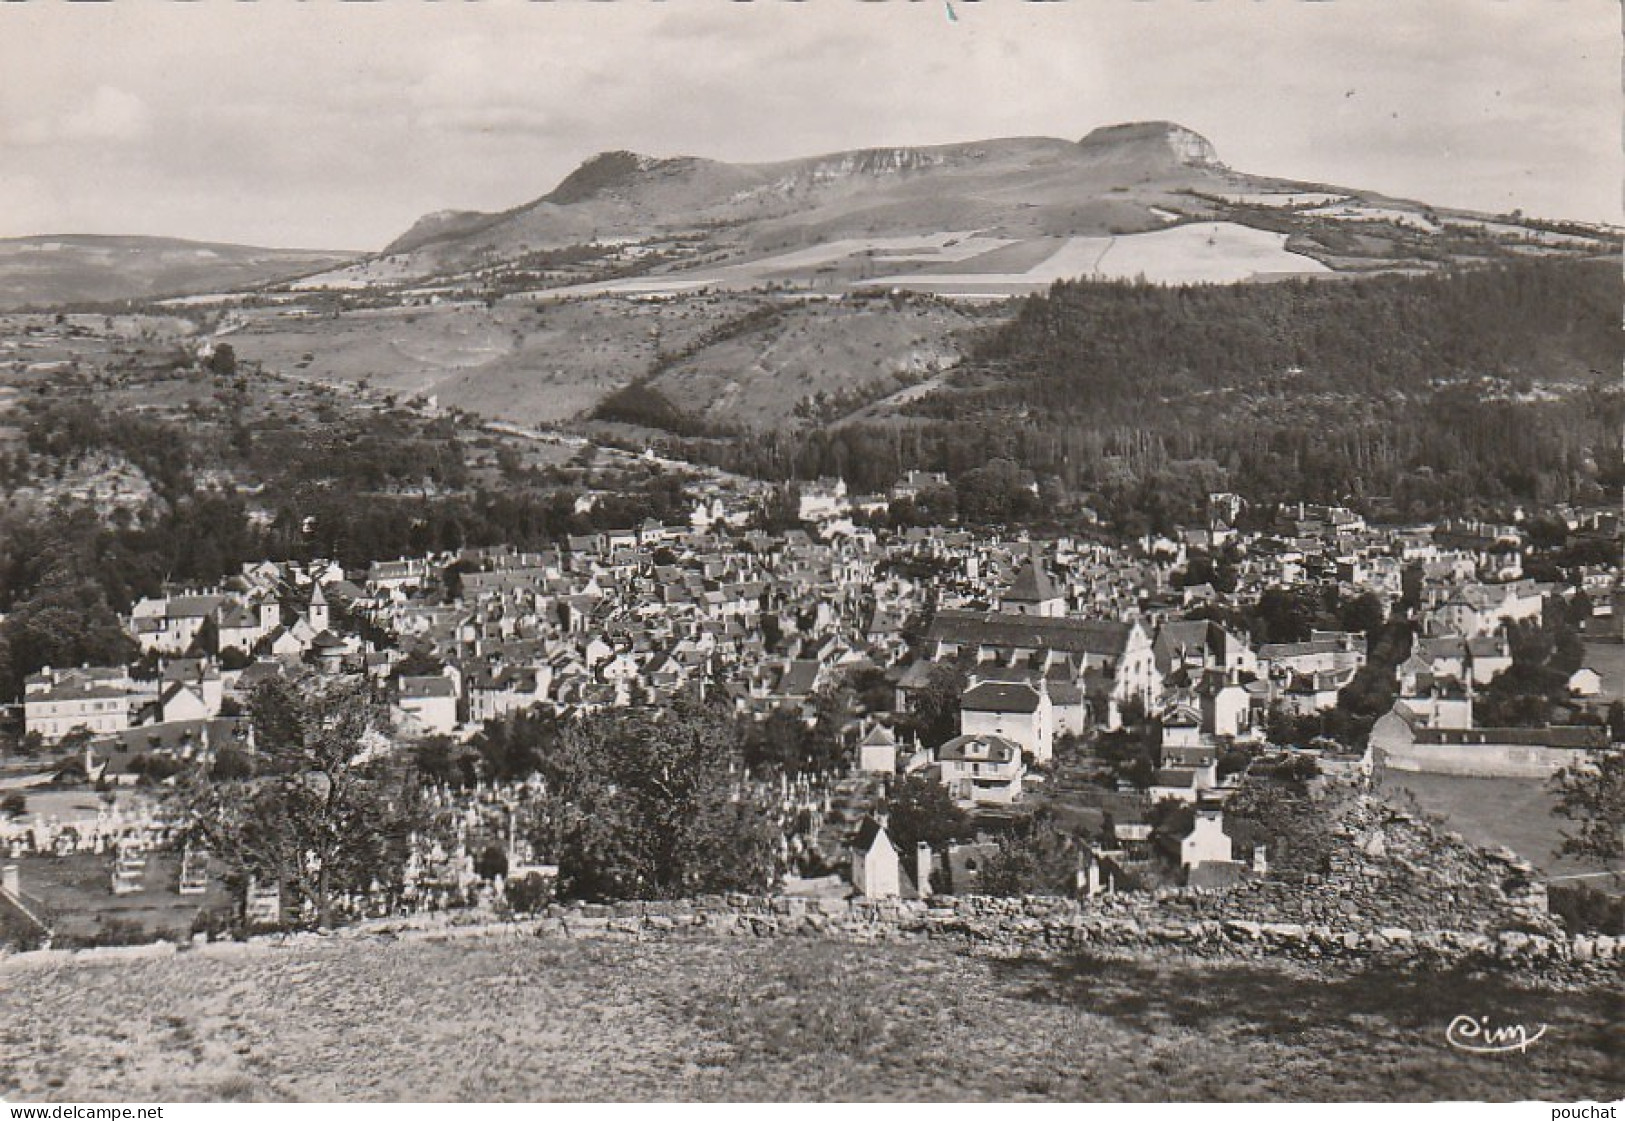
513 891 1617 980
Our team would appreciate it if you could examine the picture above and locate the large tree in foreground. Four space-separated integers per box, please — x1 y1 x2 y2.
1552 748 1625 866
172 673 423 929
530 701 783 902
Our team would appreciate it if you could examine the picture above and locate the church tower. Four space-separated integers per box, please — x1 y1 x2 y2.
1001 545 1065 617
308 582 330 633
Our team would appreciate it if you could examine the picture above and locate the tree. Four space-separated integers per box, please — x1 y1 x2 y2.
976 811 1082 897
1552 748 1625 865
743 708 820 777
474 844 509 881
528 702 782 901
207 343 237 378
170 673 423 929
209 747 254 781
1338 592 1386 636
471 708 562 784
0 576 138 698
1 792 25 818
885 774 974 855
412 735 481 788
905 662 966 750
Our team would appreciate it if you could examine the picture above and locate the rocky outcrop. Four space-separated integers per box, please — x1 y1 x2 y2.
1076 121 1225 169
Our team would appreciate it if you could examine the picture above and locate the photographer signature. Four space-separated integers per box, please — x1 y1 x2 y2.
1446 1014 1548 1054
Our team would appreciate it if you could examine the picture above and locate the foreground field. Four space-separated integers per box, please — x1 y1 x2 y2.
2 932 1618 1102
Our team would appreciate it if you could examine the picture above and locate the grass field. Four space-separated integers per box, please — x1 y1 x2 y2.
1376 772 1618 880
10 852 232 946
1 934 1616 1102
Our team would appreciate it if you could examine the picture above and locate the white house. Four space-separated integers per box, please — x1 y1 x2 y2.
850 817 902 899
1568 667 1604 698
959 678 1054 763
23 667 132 743
856 723 900 774
397 675 459 736
1179 809 1236 872
934 733 1025 807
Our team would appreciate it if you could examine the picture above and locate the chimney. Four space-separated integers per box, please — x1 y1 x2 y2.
1252 843 1269 875
2 864 19 900
915 842 933 899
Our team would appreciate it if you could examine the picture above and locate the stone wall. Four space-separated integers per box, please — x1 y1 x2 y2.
508 891 1618 978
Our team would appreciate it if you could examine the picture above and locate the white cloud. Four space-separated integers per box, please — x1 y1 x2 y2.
0 1 1616 247
8 85 149 146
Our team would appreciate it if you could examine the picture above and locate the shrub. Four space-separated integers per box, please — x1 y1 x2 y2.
505 872 553 915
475 844 509 881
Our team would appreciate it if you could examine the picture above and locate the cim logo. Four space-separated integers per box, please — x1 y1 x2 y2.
1446 1014 1549 1054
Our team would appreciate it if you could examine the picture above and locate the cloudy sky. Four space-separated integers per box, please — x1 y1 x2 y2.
0 1 1617 250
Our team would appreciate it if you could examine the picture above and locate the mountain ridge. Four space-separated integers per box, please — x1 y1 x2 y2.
352 120 1617 299
382 121 1237 259
0 234 357 311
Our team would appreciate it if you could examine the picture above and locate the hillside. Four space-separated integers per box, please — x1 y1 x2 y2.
2 934 1616 1102
0 236 356 311
298 121 1620 297
677 257 1625 522
636 296 973 431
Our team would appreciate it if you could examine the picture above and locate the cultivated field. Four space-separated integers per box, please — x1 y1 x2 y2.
538 222 1329 302
1 933 1618 1102
862 222 1331 294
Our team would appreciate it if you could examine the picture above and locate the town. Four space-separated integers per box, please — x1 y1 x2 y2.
2 460 1619 944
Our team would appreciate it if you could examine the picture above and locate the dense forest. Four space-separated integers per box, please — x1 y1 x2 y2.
668 259 1623 528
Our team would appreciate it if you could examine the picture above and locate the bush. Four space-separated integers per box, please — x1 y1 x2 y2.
505 872 553 915
1 792 26 818
475 844 509 881
1547 881 1625 935
210 747 254 781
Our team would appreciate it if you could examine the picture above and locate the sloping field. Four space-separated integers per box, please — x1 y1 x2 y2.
538 233 1017 299
290 254 434 290
1 933 1616 1102
861 223 1330 295
1219 192 1348 208
1094 222 1332 284
649 299 971 428
1304 203 1441 232
227 296 761 425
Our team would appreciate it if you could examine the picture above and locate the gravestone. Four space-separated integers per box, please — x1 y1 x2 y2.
245 876 283 926
111 843 146 895
178 848 209 895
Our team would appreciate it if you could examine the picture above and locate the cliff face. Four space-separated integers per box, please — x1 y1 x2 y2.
1076 121 1226 169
